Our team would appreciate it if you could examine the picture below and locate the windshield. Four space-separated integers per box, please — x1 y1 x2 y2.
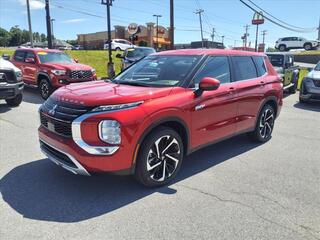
114 55 200 87
125 48 155 59
38 52 73 64
267 55 284 67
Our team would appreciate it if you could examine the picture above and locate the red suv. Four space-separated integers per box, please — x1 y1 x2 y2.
12 48 97 99
39 49 282 187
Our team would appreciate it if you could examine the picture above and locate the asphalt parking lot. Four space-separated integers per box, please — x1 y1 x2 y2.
0 88 319 240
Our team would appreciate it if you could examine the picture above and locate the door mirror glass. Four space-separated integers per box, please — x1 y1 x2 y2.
199 77 220 91
25 57 35 64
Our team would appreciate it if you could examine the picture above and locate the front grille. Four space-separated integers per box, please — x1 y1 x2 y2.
0 69 17 83
70 70 93 79
313 79 320 88
40 141 76 168
40 98 93 137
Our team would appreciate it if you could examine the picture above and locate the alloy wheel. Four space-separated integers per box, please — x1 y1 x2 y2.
41 81 49 99
259 108 275 139
146 135 181 182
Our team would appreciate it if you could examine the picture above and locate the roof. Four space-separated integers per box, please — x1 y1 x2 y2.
154 48 266 56
16 48 62 53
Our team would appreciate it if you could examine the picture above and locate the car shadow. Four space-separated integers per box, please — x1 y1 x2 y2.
294 101 320 112
0 135 261 223
0 103 12 113
22 87 44 105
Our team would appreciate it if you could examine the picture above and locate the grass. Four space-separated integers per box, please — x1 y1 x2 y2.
293 50 320 55
0 49 122 78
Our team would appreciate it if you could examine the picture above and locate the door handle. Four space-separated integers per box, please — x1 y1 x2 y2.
260 81 265 87
229 87 236 94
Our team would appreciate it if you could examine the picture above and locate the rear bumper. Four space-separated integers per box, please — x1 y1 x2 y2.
0 82 24 99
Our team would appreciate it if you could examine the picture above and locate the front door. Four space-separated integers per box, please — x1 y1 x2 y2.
189 56 238 149
23 51 38 85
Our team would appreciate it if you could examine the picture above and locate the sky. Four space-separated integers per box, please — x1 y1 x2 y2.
0 0 320 48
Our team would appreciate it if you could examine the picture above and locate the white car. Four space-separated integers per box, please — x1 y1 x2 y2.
104 39 133 51
275 37 319 51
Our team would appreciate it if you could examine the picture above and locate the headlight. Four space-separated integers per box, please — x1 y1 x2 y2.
92 101 143 112
99 120 121 144
91 68 96 74
52 69 67 76
15 70 22 81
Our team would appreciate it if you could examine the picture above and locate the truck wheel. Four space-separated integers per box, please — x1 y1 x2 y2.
5 93 22 107
289 84 297 94
39 78 52 100
304 43 312 51
115 47 121 51
299 83 308 103
248 104 275 143
134 127 184 187
279 45 286 51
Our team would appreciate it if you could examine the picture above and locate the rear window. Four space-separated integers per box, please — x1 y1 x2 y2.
14 51 26 62
252 56 267 76
232 56 258 81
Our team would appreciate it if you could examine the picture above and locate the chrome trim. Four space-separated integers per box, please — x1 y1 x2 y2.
40 140 90 176
72 111 120 155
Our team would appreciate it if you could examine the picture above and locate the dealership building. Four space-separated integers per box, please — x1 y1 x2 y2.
77 23 171 50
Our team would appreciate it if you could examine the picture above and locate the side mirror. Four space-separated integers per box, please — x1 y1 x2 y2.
195 77 220 96
116 53 123 59
74 58 79 63
25 57 35 64
2 54 10 61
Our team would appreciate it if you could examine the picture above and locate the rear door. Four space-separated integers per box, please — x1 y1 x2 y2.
12 50 26 70
231 56 266 132
23 51 38 84
190 56 238 148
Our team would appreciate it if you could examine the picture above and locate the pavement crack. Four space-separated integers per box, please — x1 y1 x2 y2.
0 117 23 129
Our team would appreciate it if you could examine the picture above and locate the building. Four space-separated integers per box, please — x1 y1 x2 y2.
77 23 171 50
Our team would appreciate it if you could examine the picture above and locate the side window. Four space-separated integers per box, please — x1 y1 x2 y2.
192 56 231 87
252 56 267 77
13 51 26 62
232 56 258 81
25 52 35 62
292 37 298 41
282 37 288 41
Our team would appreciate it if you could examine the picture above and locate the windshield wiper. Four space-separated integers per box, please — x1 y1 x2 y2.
117 80 150 87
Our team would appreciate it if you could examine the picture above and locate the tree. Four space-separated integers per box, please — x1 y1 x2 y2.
33 32 40 42
22 30 30 44
40 33 46 42
66 39 78 46
9 26 23 46
0 28 11 47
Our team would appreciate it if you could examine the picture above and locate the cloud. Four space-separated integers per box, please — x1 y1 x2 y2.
61 18 87 24
18 0 45 10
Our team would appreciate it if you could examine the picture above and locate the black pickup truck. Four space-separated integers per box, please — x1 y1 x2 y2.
0 56 24 106
266 52 299 94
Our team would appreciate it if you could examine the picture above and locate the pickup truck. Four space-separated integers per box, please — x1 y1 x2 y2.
0 57 24 106
266 52 299 93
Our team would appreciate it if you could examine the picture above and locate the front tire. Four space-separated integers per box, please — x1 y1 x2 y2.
115 47 121 51
279 45 286 51
5 93 22 107
134 127 184 187
39 78 52 100
299 82 308 103
248 104 275 143
304 43 312 51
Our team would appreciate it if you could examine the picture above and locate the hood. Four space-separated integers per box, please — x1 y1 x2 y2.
52 80 173 106
0 58 21 72
41 62 93 71
307 70 320 80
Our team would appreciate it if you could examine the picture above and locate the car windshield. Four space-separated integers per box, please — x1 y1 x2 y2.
267 55 284 67
125 48 155 59
114 55 200 87
38 52 73 64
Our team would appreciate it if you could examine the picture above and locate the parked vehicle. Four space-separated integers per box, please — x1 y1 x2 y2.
72 45 84 50
11 48 97 99
39 49 283 187
117 46 156 70
0 57 24 106
266 52 299 93
275 37 319 51
300 61 320 103
104 39 133 51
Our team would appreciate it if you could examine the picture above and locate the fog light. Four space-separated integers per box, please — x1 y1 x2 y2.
59 79 68 84
99 120 121 145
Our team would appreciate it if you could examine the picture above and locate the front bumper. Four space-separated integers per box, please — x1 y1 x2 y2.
0 82 24 99
301 80 320 101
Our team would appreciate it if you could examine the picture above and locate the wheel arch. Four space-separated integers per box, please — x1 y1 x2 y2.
259 96 278 118
37 72 51 86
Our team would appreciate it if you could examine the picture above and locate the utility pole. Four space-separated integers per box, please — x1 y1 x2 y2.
254 24 259 52
169 0 174 50
221 35 225 45
101 0 115 78
244 24 249 48
318 17 320 41
211 28 215 42
26 0 34 48
45 0 52 49
51 18 55 48
194 9 204 48
261 30 267 44
153 14 162 51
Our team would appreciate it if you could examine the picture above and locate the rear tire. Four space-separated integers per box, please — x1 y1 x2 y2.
289 84 297 94
5 93 22 107
248 104 275 143
279 45 286 51
304 43 312 51
134 127 184 187
39 78 52 100
299 82 308 103
115 47 121 51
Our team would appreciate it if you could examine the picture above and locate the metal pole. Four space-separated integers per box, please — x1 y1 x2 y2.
26 0 34 48
45 0 52 49
194 9 204 48
170 0 174 50
221 35 225 45
153 14 162 51
51 18 55 48
255 24 259 52
318 17 320 41
244 24 249 48
211 28 215 42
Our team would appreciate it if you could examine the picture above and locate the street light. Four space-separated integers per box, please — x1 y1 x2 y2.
153 14 162 51
51 18 55 48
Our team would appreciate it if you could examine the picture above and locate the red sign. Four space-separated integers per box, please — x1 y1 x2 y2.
252 12 264 25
